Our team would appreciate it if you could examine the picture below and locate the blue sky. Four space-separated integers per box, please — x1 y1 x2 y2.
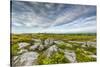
11 1 96 33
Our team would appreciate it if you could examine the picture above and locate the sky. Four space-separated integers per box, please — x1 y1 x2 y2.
11 1 96 33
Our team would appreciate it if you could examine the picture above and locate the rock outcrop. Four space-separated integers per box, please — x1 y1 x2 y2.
18 42 30 49
44 45 59 57
29 44 39 51
64 50 77 63
13 52 39 66
17 49 28 54
12 38 96 66
44 38 54 47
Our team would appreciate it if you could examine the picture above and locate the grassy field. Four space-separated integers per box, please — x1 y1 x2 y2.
11 33 96 65
11 33 96 44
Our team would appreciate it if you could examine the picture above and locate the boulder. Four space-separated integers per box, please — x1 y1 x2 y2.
13 52 39 66
29 43 40 51
18 42 30 49
64 50 77 63
44 38 54 47
86 41 96 47
12 56 19 66
44 45 58 57
38 45 44 51
17 49 28 54
81 41 96 48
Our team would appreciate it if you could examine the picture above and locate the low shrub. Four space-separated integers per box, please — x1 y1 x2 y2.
75 48 96 62
38 52 70 65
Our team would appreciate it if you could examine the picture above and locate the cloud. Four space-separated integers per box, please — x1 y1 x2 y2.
11 1 96 33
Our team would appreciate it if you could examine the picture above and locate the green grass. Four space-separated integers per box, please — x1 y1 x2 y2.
11 43 19 56
75 48 96 62
83 46 96 55
38 52 70 64
11 33 96 64
11 33 96 45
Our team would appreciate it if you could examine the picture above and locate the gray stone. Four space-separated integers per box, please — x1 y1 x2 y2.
81 41 96 48
38 45 44 51
29 43 40 51
17 49 28 54
64 50 77 63
44 45 58 57
13 52 39 66
44 38 54 47
68 41 96 48
18 42 30 49
86 41 96 47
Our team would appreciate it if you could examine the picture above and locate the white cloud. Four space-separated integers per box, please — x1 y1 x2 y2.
12 22 23 27
11 1 96 33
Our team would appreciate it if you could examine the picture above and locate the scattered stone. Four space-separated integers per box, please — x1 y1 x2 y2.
12 56 19 66
64 50 77 63
29 43 40 51
18 42 30 49
44 38 54 47
86 41 96 47
12 39 96 65
81 41 96 48
38 45 44 51
68 41 96 48
44 45 58 57
17 49 28 54
13 52 39 66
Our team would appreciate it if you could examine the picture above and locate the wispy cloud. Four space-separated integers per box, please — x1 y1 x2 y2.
11 1 96 33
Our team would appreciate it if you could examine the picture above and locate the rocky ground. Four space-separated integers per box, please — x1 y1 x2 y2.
11 38 96 67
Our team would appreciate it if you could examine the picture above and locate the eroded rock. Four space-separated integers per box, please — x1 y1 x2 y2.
38 45 44 51
44 45 58 57
29 43 40 51
13 52 39 66
64 50 77 63
44 38 54 47
17 49 28 54
18 42 30 49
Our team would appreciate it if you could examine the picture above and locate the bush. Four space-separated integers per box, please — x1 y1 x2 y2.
11 44 19 56
57 43 67 49
75 48 96 62
38 52 70 65
83 46 96 55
